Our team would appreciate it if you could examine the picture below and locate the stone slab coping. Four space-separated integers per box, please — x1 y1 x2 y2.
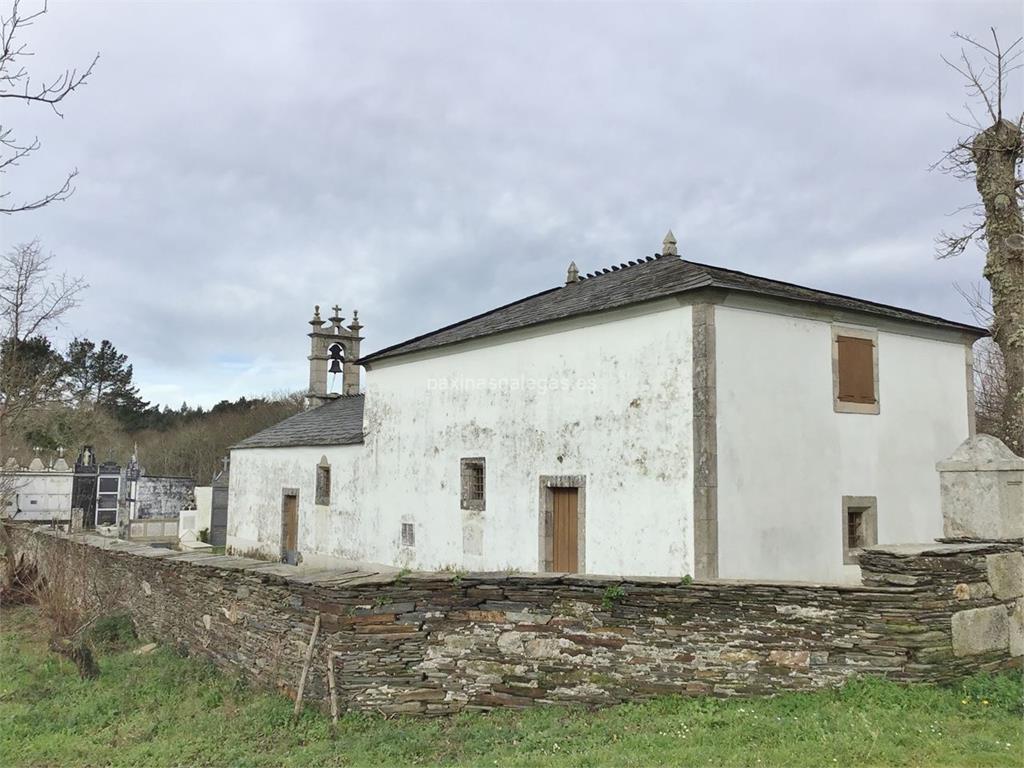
161 550 223 563
289 568 373 584
242 562 305 576
938 537 1024 546
937 459 1024 471
15 523 1011 590
124 546 177 558
338 572 403 586
865 541 1021 557
188 555 262 569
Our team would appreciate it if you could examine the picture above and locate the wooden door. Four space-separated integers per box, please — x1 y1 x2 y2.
281 493 298 563
552 487 579 573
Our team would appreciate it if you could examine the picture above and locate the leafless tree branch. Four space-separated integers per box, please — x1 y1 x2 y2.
0 0 98 214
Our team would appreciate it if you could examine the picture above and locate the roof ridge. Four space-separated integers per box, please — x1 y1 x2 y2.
361 254 682 363
579 253 665 280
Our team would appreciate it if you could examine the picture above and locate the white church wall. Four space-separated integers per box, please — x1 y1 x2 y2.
714 305 971 583
354 300 695 577
227 444 361 564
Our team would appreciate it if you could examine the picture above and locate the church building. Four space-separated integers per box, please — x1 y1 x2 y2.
227 233 984 583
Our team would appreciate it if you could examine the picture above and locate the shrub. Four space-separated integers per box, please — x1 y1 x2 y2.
89 615 136 650
601 585 625 610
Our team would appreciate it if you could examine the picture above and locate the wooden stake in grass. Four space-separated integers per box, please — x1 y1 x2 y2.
293 613 320 719
327 651 339 729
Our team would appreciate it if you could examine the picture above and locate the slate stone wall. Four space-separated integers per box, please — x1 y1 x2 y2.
6 525 1021 715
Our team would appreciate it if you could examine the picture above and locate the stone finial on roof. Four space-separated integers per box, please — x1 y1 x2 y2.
661 230 678 256
565 261 580 285
309 304 323 328
349 309 363 334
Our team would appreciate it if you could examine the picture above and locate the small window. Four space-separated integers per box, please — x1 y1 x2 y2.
401 522 415 547
842 495 877 564
460 458 486 511
832 327 879 414
315 457 330 506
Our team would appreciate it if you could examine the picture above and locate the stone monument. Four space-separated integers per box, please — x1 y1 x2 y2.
937 434 1023 540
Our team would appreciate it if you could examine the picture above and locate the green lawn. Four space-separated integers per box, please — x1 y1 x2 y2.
0 605 1020 767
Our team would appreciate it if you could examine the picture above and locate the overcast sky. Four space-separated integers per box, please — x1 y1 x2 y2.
2 0 1020 408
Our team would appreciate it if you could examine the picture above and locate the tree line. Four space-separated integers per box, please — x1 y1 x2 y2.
0 242 302 484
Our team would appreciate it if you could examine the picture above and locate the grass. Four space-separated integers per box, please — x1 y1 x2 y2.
0 605 1021 767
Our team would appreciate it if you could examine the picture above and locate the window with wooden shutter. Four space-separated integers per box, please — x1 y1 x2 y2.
832 327 879 414
837 336 875 403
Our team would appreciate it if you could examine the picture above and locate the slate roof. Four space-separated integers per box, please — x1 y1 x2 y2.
232 395 364 450
360 254 987 364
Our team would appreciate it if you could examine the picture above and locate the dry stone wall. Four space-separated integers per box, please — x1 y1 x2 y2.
5 525 1021 715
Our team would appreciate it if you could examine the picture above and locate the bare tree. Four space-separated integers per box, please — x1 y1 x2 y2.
0 0 99 214
0 242 86 508
0 524 131 678
937 29 1024 455
955 282 1008 438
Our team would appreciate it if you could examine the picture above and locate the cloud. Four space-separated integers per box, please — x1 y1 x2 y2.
2 0 1018 406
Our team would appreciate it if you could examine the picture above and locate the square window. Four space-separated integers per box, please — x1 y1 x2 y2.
315 461 331 506
401 522 415 547
832 327 879 414
460 458 486 511
842 496 877 565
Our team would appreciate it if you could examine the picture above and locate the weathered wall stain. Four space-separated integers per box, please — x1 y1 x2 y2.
229 304 695 576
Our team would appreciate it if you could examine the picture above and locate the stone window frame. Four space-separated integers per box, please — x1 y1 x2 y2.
842 495 877 565
460 457 486 511
831 325 880 415
315 455 331 507
537 474 586 573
